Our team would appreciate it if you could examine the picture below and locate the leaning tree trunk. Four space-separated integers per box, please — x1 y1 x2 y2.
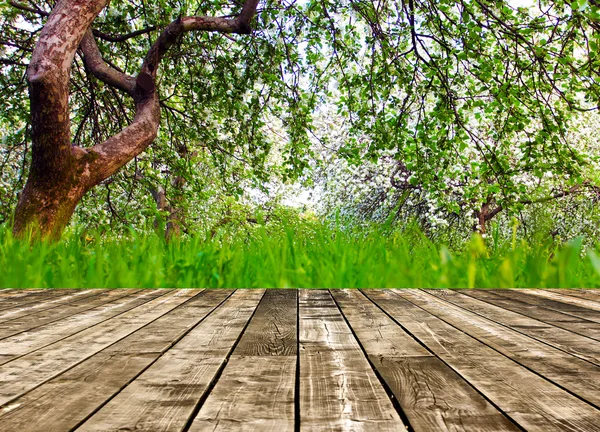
13 0 109 239
12 0 259 240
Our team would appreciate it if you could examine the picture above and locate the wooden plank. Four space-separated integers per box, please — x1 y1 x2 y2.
365 289 600 432
547 289 600 304
0 289 108 324
332 289 518 432
189 356 296 432
485 289 600 325
76 289 264 432
450 289 600 341
188 289 298 431
0 289 198 406
0 289 71 309
0 288 172 365
0 289 136 339
299 289 406 432
0 289 46 302
447 290 600 366
520 289 600 312
234 289 297 356
0 289 233 432
400 289 600 407
0 289 101 318
0 289 93 312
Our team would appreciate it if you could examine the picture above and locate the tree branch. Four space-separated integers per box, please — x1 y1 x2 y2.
141 0 260 77
79 30 136 95
78 0 261 186
8 1 49 16
92 26 158 43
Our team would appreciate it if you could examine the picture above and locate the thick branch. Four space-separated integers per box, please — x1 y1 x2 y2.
482 185 590 224
80 93 160 185
80 30 136 95
79 0 260 186
0 58 28 66
141 0 260 77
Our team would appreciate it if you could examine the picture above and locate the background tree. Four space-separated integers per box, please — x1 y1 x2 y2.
1 0 600 239
2 0 267 239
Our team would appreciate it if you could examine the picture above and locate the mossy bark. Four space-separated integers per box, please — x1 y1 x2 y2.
13 170 87 241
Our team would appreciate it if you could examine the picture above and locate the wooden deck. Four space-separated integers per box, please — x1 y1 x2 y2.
0 289 599 431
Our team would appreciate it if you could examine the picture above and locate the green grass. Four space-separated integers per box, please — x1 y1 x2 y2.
1 223 600 288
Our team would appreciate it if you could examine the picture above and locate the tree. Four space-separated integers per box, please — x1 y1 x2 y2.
2 0 260 239
2 0 600 239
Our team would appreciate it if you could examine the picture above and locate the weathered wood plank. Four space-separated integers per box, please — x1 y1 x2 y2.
0 289 46 302
299 289 406 432
76 289 264 432
450 289 600 341
234 289 297 356
402 289 600 407
188 289 298 431
521 289 600 312
448 290 600 366
332 289 519 432
0 290 106 325
0 289 233 432
0 288 178 365
486 289 600 324
0 289 136 339
0 289 75 310
0 289 198 406
0 289 101 319
546 289 600 304
189 356 296 432
365 289 600 432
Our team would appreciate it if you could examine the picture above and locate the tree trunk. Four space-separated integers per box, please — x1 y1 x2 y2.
11 0 259 240
13 0 110 239
13 170 87 241
150 176 185 241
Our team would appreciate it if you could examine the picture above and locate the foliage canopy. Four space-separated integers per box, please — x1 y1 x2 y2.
0 0 599 234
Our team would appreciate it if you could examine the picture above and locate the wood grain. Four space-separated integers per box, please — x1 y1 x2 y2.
299 289 406 431
0 289 136 339
0 288 165 365
447 289 600 366
401 289 600 406
0 289 597 432
521 289 600 312
487 289 600 324
188 290 298 431
333 289 518 431
0 289 102 320
365 289 600 432
234 289 297 356
0 289 232 432
190 356 296 432
0 289 196 406
548 289 600 303
0 289 78 311
76 289 264 432
448 289 600 341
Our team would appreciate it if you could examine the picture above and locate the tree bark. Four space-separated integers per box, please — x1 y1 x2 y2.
12 0 260 240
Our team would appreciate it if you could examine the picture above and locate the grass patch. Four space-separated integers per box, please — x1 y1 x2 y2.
1 223 599 288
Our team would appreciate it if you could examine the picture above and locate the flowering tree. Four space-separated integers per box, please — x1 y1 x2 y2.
1 0 600 238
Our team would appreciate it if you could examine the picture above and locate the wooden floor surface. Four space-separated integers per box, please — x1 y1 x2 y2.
0 288 599 431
